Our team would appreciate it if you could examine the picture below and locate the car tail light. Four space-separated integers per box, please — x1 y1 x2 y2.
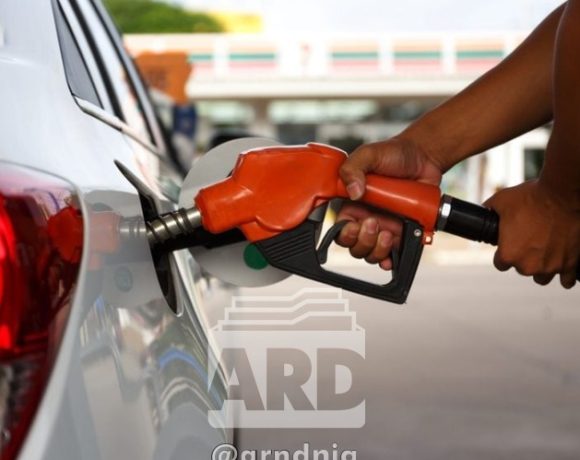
0 164 83 459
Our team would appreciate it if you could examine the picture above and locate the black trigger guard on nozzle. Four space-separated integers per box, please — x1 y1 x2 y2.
255 218 425 304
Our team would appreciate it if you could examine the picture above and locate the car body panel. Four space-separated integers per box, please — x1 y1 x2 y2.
0 1 230 458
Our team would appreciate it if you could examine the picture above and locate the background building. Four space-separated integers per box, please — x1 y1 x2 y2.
126 30 551 202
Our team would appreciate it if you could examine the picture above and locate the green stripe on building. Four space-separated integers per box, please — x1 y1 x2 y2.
229 53 276 61
331 52 379 60
188 54 213 63
394 51 441 60
457 50 504 59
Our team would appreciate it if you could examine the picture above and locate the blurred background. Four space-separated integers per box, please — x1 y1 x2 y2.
105 0 560 204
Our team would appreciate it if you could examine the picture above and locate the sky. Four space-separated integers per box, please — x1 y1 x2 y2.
169 0 563 33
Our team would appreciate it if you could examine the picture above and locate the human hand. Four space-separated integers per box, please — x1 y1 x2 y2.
484 180 580 288
336 137 443 269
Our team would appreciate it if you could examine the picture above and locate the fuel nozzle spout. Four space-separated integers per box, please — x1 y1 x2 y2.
146 206 203 247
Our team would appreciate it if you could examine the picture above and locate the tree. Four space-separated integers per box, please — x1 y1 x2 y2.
103 0 223 34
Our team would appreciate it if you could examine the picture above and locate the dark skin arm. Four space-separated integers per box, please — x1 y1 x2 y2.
486 0 580 287
403 4 562 172
542 0 580 206
338 3 580 287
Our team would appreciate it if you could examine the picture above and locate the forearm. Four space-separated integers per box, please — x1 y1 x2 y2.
540 0 580 210
400 4 565 172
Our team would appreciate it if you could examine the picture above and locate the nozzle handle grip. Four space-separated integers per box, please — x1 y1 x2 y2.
256 217 425 304
440 196 580 281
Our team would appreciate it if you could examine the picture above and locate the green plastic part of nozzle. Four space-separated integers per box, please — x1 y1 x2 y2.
243 244 269 270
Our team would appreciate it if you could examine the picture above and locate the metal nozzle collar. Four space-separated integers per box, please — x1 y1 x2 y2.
436 194 453 231
146 207 202 246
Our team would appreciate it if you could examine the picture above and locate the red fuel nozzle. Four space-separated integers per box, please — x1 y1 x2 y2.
143 142 579 303
194 143 441 243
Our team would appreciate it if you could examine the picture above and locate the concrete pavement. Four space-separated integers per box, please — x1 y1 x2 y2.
236 262 580 459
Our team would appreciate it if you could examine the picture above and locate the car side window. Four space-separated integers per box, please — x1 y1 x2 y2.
54 4 102 108
77 0 153 145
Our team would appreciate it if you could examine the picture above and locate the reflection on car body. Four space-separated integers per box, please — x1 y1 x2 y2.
0 0 232 458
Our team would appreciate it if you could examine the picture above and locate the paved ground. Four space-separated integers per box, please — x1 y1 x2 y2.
235 261 580 460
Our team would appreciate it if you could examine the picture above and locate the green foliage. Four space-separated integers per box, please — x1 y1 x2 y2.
103 0 223 34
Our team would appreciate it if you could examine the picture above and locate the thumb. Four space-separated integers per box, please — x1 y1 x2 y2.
339 147 378 200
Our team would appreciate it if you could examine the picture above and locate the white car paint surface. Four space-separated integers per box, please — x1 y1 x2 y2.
0 0 231 458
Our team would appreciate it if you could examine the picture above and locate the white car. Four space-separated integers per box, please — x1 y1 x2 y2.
0 0 231 458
